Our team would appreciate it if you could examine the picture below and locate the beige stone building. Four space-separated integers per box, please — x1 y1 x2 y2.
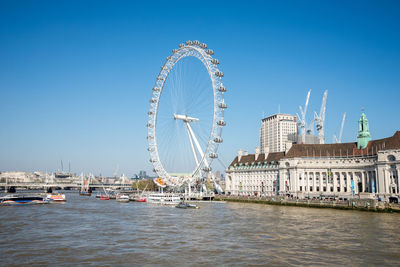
226 113 400 200
260 114 297 153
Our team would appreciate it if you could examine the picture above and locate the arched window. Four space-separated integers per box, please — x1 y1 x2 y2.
388 155 396 161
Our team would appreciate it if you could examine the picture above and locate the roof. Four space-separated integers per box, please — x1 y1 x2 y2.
228 131 400 167
229 152 285 167
285 131 400 158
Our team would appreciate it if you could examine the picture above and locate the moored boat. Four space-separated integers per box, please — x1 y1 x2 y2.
45 193 66 202
136 197 146 202
79 174 92 196
147 193 181 205
116 194 129 203
0 194 49 205
99 195 110 200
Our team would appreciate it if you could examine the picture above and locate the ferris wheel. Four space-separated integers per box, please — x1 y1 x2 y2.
147 40 227 188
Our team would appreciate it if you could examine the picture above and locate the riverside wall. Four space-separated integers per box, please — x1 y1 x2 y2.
215 195 400 213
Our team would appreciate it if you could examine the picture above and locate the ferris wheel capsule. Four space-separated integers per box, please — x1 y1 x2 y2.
211 59 220 65
157 76 164 81
203 166 211 172
215 71 224 77
179 43 185 48
148 147 154 151
218 86 226 92
149 159 157 163
206 49 214 55
200 43 208 49
209 153 218 159
217 120 226 126
193 40 200 45
185 40 192 45
214 137 223 143
147 123 153 128
218 102 227 109
153 87 160 91
150 98 157 103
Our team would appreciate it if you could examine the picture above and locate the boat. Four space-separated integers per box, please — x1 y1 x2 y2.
147 192 181 205
0 194 49 205
175 202 200 209
116 194 129 203
99 195 110 200
136 197 146 202
133 184 148 202
45 193 66 202
79 174 92 196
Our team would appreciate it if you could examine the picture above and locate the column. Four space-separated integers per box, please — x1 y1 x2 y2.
312 172 316 193
385 169 390 194
395 169 400 194
304 172 310 192
348 172 352 195
361 172 366 193
333 172 337 193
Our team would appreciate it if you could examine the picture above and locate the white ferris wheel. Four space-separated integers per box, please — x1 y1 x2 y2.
147 40 227 188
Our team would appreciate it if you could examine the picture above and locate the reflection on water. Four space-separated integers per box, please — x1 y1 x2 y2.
1 193 400 266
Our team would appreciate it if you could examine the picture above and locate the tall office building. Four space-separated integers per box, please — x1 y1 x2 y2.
260 114 297 153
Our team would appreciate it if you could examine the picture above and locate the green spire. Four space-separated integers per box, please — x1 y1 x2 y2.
357 110 371 149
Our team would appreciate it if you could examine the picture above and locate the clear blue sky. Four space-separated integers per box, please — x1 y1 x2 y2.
1 0 399 176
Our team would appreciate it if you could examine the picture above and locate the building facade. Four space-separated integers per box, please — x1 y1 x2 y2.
260 114 297 153
227 113 400 200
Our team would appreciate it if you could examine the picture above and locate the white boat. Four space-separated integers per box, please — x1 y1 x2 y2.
45 193 66 202
146 193 181 205
116 194 129 203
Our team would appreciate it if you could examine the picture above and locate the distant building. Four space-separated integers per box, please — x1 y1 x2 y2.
260 114 297 153
138 170 148 179
227 112 400 200
287 132 319 145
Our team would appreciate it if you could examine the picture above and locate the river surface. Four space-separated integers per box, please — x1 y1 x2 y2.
1 192 400 266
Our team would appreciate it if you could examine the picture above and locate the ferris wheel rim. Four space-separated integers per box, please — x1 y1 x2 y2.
147 41 226 187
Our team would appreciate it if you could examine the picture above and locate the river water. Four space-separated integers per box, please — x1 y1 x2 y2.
1 192 399 266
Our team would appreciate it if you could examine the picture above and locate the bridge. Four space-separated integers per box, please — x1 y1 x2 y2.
0 182 133 191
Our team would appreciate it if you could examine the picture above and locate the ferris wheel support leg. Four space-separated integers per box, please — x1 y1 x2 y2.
186 122 205 163
185 122 199 166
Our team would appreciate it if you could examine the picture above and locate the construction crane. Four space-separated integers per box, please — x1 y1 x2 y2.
314 90 328 144
113 164 119 178
333 112 346 143
296 89 311 144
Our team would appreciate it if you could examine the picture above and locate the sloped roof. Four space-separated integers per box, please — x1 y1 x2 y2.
285 131 400 158
228 152 285 167
228 131 400 167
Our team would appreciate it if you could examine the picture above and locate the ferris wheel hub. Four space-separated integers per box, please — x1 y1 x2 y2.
173 113 200 123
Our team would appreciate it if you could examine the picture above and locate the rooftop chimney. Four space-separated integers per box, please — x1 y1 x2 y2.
255 147 260 160
264 146 270 160
238 149 243 162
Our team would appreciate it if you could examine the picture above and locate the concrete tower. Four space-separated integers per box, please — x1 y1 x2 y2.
357 111 371 149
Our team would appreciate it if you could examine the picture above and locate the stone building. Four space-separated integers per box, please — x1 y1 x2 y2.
226 112 400 200
260 114 297 153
